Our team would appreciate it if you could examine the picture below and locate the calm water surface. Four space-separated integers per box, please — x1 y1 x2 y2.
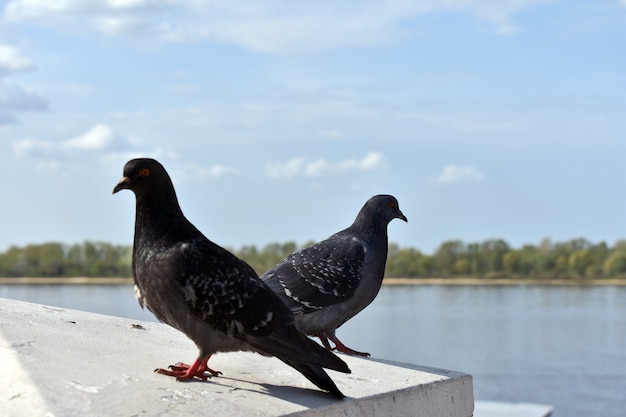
1 284 624 417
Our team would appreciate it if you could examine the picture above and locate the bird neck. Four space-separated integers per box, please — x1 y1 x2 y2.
350 213 389 244
134 191 189 245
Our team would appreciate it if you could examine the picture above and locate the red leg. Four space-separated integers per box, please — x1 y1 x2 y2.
155 355 222 381
317 334 333 350
328 335 370 357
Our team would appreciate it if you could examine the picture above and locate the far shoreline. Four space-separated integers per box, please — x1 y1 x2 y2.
382 277 626 286
1 276 626 286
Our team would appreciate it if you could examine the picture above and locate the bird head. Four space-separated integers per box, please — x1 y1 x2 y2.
368 195 408 224
112 158 171 196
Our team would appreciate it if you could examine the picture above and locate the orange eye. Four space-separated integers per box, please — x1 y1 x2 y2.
139 168 151 177
388 201 395 208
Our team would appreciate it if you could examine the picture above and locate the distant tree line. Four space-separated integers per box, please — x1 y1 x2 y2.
1 238 625 280
0 241 132 278
386 238 626 279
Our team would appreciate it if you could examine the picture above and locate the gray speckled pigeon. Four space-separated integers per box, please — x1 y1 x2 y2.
113 158 350 398
261 195 407 357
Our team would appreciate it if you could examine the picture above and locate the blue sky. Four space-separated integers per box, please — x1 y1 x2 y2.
0 0 624 254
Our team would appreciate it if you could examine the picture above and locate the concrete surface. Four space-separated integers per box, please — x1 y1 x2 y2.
0 298 474 417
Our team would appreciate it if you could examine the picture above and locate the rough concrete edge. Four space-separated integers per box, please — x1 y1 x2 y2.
284 372 474 417
0 297 476 417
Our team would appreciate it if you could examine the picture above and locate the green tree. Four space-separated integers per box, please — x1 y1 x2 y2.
603 244 626 276
502 250 521 276
568 249 594 278
480 239 509 276
1 237 626 279
434 240 465 276
386 245 431 278
38 242 66 276
466 243 482 275
518 245 541 277
454 258 471 275
237 241 299 274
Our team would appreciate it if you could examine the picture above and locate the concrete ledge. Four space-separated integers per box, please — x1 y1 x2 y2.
0 298 474 417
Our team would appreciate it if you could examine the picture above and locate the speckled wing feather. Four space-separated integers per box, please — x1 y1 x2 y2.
138 236 292 339
264 235 365 313
136 235 349 372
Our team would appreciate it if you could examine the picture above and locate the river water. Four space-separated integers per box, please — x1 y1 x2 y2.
1 284 624 416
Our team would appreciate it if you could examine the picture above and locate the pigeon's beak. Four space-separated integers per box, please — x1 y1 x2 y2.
397 210 408 222
113 176 131 194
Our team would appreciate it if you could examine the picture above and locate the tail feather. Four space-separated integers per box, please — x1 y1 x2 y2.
244 323 350 397
280 359 345 399
247 324 351 374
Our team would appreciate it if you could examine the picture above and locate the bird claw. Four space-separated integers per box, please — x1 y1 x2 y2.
154 357 222 381
154 367 210 381
168 362 192 372
318 334 371 357
332 345 370 357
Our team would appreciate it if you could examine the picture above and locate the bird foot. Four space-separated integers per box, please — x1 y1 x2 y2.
319 334 370 357
332 344 370 357
155 357 222 381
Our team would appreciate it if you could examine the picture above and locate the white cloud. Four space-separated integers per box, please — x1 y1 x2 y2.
100 146 177 168
429 164 486 185
0 80 48 121
317 129 342 139
106 0 159 9
12 138 53 157
3 0 172 20
62 123 115 151
0 80 47 108
266 157 305 179
0 45 35 75
0 46 46 123
185 163 239 181
347 151 384 170
267 151 385 179
303 158 331 177
4 0 75 19
13 123 119 158
403 110 524 134
35 160 62 173
3 0 550 53
11 123 174 175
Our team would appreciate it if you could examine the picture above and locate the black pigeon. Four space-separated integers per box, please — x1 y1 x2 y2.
113 158 350 398
261 195 407 357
